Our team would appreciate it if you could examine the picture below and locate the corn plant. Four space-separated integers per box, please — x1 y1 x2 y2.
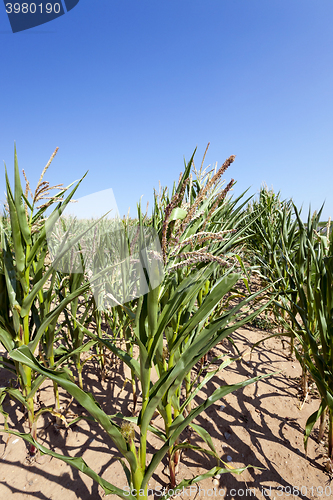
272 207 333 470
8 262 273 499
2 148 276 499
242 186 304 357
56 267 94 389
142 151 271 484
0 146 103 451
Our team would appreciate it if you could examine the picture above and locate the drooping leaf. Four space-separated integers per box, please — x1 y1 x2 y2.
9 345 137 471
0 430 137 500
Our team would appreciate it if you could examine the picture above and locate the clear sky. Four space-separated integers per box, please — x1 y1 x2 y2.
0 0 332 221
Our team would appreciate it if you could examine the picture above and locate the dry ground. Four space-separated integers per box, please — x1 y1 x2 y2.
0 325 331 500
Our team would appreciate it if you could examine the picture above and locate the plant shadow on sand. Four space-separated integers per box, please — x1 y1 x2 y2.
0 324 331 500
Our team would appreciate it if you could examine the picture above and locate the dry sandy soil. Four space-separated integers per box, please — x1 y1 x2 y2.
0 325 332 500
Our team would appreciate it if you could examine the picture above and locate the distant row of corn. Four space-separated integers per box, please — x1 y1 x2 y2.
243 185 333 472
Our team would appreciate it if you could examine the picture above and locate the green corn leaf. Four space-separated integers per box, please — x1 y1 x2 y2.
175 149 196 197
1 232 21 334
159 464 258 500
21 192 33 211
188 422 219 458
304 400 327 453
170 442 219 461
117 457 132 492
0 386 30 409
143 372 274 487
26 340 97 400
147 283 160 339
14 145 31 246
251 331 293 353
180 356 234 414
9 345 137 471
142 290 274 435
5 166 25 277
0 326 16 352
169 207 187 221
148 266 214 364
171 273 240 353
2 231 18 307
138 341 150 402
166 291 275 402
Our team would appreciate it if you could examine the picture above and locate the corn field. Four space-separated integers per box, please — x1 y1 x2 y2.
0 145 332 499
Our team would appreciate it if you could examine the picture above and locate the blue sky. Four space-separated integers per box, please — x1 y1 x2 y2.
0 0 332 220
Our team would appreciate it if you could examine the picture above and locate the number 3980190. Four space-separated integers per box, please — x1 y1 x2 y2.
5 3 61 14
